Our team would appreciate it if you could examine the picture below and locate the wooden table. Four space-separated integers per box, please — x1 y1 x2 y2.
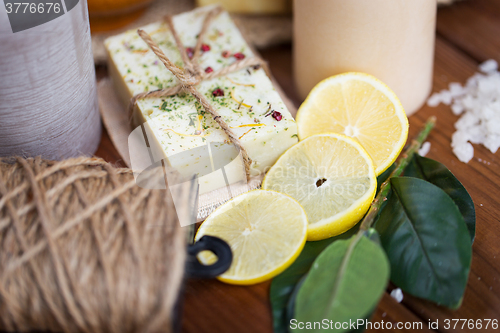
96 1 500 331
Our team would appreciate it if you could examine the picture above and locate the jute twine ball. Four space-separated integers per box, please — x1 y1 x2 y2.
0 157 186 333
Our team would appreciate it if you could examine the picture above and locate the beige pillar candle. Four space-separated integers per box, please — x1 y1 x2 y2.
294 0 437 116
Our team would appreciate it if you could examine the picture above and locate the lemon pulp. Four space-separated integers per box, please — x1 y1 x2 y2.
195 190 308 285
262 133 377 240
296 72 409 175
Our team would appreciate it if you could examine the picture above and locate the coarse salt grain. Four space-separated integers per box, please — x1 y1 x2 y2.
390 288 404 303
427 59 500 163
453 141 474 163
479 59 498 74
449 82 465 98
427 92 442 107
419 141 431 156
440 90 453 105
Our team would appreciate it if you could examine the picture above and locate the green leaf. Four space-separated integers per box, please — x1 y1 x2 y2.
270 227 359 333
405 154 475 241
285 276 305 327
364 228 381 245
374 177 472 308
292 234 390 333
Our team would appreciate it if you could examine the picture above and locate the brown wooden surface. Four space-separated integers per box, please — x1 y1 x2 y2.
95 1 500 332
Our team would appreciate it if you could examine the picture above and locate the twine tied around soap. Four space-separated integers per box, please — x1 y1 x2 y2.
129 6 265 180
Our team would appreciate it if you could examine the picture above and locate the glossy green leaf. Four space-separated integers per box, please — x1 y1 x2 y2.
405 154 476 241
292 234 390 333
270 226 358 333
364 228 381 245
285 267 372 333
285 276 305 328
374 177 472 309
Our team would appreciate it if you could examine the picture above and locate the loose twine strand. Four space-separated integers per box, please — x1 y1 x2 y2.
0 157 186 333
128 6 264 180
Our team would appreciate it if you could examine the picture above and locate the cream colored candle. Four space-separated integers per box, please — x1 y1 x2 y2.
294 0 437 116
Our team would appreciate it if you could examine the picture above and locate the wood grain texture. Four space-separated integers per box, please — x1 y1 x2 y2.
94 2 500 332
437 0 500 62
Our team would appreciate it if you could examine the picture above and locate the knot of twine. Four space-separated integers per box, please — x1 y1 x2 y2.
0 156 186 333
129 7 264 180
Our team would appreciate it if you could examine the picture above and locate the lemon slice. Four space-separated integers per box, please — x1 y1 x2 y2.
262 133 376 241
296 72 409 175
195 190 307 285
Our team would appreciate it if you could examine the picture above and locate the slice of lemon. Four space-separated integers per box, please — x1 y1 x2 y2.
296 72 409 175
195 190 307 285
262 133 376 241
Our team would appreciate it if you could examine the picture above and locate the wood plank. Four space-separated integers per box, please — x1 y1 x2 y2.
437 0 500 62
180 279 433 333
366 293 435 333
181 280 273 333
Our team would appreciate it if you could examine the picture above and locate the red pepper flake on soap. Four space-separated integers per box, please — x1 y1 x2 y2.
234 52 245 60
186 47 194 59
222 50 231 58
212 88 224 97
201 44 211 52
272 111 282 121
205 67 214 73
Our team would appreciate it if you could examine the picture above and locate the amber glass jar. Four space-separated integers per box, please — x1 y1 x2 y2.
87 0 154 33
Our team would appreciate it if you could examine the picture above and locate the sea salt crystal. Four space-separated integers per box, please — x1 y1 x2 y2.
419 142 431 156
485 134 500 154
449 82 465 97
427 59 500 162
427 92 442 107
451 102 464 115
453 141 474 163
390 288 404 303
455 112 479 131
466 125 485 144
479 59 498 74
440 90 453 105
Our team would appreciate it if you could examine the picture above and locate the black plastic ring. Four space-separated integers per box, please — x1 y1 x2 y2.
185 235 232 279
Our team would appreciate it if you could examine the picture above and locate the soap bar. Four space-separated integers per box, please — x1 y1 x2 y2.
105 6 298 194
196 0 290 14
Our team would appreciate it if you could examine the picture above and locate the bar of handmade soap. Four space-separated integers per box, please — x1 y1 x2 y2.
196 0 290 14
105 6 298 194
